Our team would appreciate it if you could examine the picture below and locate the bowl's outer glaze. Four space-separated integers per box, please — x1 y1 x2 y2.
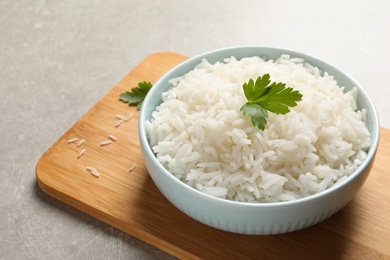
139 46 380 235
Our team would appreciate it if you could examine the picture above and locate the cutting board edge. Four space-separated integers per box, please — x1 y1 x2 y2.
35 175 198 259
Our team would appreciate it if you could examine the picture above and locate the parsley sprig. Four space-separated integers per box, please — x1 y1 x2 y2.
119 81 152 110
240 74 302 130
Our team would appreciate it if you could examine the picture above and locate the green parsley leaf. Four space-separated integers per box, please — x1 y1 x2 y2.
243 74 271 102
241 74 302 130
119 81 152 110
240 103 269 130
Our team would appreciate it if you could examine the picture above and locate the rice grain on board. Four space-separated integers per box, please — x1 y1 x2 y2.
115 119 124 127
115 114 125 120
77 148 86 158
67 137 78 143
125 113 134 122
100 140 112 146
108 134 117 141
129 162 137 172
86 166 97 172
86 166 100 177
77 139 86 147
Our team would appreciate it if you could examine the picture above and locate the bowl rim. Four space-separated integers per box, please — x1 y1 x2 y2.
139 45 381 208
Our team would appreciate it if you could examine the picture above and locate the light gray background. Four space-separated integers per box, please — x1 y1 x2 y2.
1 1 389 259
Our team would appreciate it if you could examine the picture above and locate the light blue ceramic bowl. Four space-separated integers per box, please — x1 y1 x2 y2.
138 46 380 235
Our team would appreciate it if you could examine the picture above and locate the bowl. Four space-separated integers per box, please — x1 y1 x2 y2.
138 46 380 235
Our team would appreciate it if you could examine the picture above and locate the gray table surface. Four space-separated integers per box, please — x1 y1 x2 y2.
1 0 389 259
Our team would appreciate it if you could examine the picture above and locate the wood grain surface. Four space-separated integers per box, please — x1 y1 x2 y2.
36 52 390 259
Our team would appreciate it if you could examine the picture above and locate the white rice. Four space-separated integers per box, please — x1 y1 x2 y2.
67 137 78 143
86 166 100 177
86 166 96 171
115 119 124 127
145 55 371 203
125 113 134 122
115 114 126 120
100 140 112 146
129 162 137 172
77 148 86 158
77 139 86 147
108 134 117 141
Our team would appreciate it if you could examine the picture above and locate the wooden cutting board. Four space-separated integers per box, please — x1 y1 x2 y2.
36 52 390 259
